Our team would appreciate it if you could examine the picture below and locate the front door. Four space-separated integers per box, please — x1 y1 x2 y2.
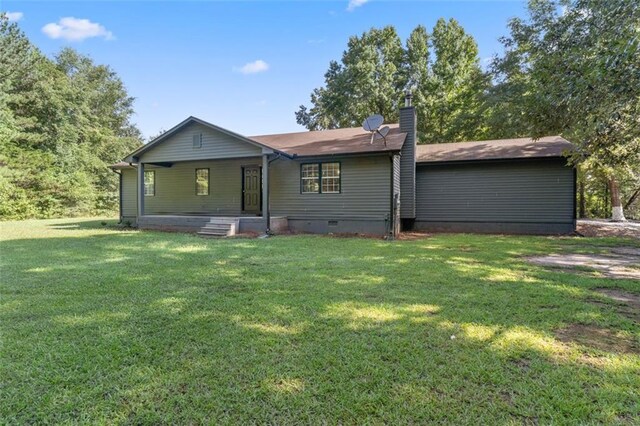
242 166 261 213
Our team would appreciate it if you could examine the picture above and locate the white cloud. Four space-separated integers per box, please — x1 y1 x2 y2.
5 11 23 22
234 59 269 75
347 0 369 12
42 17 114 42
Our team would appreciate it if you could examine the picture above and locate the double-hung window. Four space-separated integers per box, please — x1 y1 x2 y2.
301 162 340 194
144 171 155 196
301 164 320 194
196 168 209 196
321 163 340 193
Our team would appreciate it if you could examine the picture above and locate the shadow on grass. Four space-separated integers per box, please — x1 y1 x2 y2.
47 218 120 230
1 222 639 423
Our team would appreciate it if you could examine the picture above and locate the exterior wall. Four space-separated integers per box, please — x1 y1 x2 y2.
269 154 393 235
414 159 576 234
121 168 138 225
287 219 387 235
393 154 401 198
399 106 416 218
144 158 261 215
391 154 401 236
118 154 394 235
138 122 262 163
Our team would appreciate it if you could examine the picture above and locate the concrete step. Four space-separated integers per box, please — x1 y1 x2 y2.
202 224 232 231
197 230 229 237
198 220 235 238
196 217 239 238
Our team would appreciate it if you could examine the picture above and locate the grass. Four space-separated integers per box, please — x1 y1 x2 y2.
1 218 639 424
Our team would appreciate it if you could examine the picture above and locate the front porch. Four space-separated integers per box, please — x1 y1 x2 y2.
137 214 289 236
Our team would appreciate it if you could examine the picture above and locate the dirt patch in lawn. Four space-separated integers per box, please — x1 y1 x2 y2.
578 219 640 239
555 324 640 355
527 248 640 279
590 288 640 322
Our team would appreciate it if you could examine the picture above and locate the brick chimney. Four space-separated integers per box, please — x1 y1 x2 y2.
399 91 416 221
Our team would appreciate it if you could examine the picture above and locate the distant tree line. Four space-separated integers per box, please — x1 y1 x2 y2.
297 0 639 220
0 15 142 220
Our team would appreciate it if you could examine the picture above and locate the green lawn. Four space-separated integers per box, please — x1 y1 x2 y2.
1 218 639 424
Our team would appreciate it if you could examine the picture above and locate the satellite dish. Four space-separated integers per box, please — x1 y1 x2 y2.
373 126 390 140
362 114 384 132
363 114 388 145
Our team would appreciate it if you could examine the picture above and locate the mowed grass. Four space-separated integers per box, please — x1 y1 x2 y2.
1 218 639 424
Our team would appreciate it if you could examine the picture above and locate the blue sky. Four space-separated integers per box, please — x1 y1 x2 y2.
3 1 528 139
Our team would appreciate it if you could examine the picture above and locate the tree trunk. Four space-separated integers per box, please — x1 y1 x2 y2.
608 178 626 222
624 187 640 210
579 180 586 218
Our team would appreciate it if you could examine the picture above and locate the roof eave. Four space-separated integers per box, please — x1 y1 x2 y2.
416 155 572 165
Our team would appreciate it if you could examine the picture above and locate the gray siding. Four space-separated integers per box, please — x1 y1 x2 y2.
415 159 575 233
119 154 394 235
144 158 261 215
121 169 138 221
139 122 262 163
399 107 416 218
270 155 392 221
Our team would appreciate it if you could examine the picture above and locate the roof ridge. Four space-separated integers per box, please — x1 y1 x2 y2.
250 123 400 139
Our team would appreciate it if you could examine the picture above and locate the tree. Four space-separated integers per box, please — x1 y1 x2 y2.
492 0 640 221
296 26 405 130
426 18 488 143
0 15 142 220
296 22 489 143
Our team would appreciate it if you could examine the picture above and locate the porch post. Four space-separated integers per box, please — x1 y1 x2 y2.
262 154 270 234
137 162 145 217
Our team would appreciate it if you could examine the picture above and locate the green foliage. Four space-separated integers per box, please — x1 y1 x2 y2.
296 22 489 143
0 15 142 220
491 0 640 218
425 19 489 142
296 26 405 131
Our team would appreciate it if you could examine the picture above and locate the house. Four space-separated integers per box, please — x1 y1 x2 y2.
111 95 576 237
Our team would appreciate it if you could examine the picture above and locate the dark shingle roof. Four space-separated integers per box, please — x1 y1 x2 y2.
416 136 574 164
250 124 406 157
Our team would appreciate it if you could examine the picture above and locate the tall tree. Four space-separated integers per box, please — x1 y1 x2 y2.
492 0 640 221
404 25 430 141
296 26 404 130
296 22 488 143
426 18 488 143
0 15 142 220
53 49 142 211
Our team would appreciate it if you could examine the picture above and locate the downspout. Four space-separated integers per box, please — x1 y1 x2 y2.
263 153 284 236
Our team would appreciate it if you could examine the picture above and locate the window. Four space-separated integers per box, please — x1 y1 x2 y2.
301 162 340 194
196 168 209 196
322 162 340 193
301 163 320 193
144 171 155 196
